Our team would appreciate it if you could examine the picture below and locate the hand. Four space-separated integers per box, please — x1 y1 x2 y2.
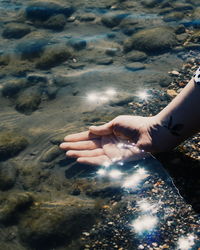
60 115 177 165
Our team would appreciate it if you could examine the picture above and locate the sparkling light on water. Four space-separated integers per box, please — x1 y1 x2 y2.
105 88 117 96
138 91 149 101
131 215 158 233
122 168 148 189
87 93 98 102
177 235 195 250
108 169 123 179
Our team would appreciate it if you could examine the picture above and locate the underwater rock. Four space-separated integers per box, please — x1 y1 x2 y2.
68 38 87 50
19 196 97 249
42 14 67 30
45 86 58 100
79 13 96 22
126 50 147 62
125 62 145 71
96 57 113 65
175 24 186 34
0 192 33 224
172 3 193 11
2 23 31 39
16 38 48 60
158 75 172 87
101 13 128 28
25 2 74 22
141 0 160 8
1 79 27 98
36 46 71 69
53 74 74 87
0 131 28 161
15 87 41 114
0 162 17 190
40 145 63 162
163 12 184 22
105 47 119 56
27 73 48 84
124 27 178 53
0 54 10 66
119 16 139 36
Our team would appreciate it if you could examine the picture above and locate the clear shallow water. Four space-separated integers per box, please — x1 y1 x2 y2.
0 0 200 249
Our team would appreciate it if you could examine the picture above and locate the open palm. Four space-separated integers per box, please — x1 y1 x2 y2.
60 130 148 166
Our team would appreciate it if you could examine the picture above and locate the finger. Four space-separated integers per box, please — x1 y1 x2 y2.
77 155 111 166
60 139 101 150
64 131 100 142
66 148 104 158
89 121 113 136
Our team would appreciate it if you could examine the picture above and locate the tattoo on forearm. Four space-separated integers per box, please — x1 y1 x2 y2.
163 116 184 136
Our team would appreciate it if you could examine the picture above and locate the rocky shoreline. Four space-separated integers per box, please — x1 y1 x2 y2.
0 0 200 249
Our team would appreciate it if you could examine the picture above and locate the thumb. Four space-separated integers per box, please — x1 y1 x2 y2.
89 121 113 135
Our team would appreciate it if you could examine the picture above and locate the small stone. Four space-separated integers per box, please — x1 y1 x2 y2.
96 57 113 65
1 79 27 97
40 146 63 162
43 14 67 30
125 62 145 71
170 70 180 76
126 51 147 62
0 162 17 190
27 73 48 83
79 13 96 22
105 48 119 56
101 13 127 28
167 89 178 97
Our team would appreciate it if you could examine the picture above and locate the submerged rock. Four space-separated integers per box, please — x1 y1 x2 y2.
101 13 128 28
36 46 71 69
2 23 31 39
68 38 87 50
126 50 147 62
79 13 96 22
16 38 48 59
40 146 63 162
42 14 67 30
0 192 33 224
15 87 41 114
163 12 184 22
0 162 17 190
0 131 28 161
125 62 145 71
124 27 178 53
25 2 74 22
0 54 10 66
1 79 27 98
19 196 97 249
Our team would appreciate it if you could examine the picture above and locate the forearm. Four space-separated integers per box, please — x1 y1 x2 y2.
156 79 200 140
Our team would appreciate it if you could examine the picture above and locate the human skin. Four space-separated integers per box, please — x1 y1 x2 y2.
60 79 200 165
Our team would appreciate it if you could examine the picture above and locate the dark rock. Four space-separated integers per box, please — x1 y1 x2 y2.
141 0 161 8
16 38 48 59
0 54 10 66
79 13 96 22
172 3 193 11
36 46 71 69
68 62 85 69
68 38 87 50
25 2 74 21
2 23 31 39
27 73 48 84
53 75 73 87
0 131 28 161
1 79 27 98
105 48 119 56
101 13 128 28
125 62 145 71
163 12 184 22
124 27 178 54
15 87 41 114
43 14 67 30
40 146 63 162
0 192 33 224
119 16 139 36
45 86 58 100
19 196 97 249
175 25 186 34
176 33 188 43
126 50 147 62
0 162 17 190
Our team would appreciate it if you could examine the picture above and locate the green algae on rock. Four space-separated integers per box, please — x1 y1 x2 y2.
35 46 71 69
0 192 34 224
0 132 28 161
19 196 97 249
15 87 41 114
123 27 178 53
2 23 31 39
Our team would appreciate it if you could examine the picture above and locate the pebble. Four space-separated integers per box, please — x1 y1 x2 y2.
125 62 145 71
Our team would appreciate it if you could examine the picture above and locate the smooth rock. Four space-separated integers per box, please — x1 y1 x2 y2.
125 62 145 71
25 2 74 21
2 23 31 39
36 46 71 69
19 196 97 249
126 50 147 62
1 79 27 98
0 162 17 190
0 131 28 161
158 75 172 87
101 13 128 28
43 14 67 30
163 12 184 22
96 57 113 65
15 87 41 114
79 13 96 22
68 38 87 50
16 38 48 59
124 27 178 54
27 73 48 84
40 146 63 162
